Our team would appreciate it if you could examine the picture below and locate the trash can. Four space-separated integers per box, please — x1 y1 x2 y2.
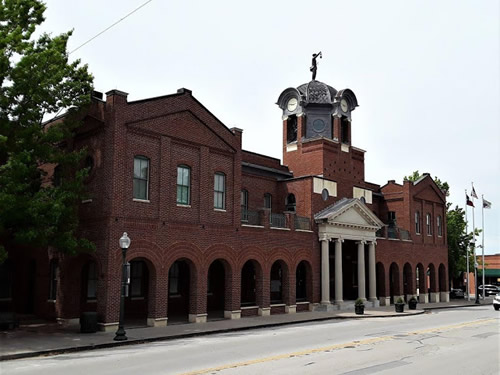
80 312 98 333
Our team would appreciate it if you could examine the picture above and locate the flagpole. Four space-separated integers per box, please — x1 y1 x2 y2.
481 195 485 298
465 189 470 301
472 183 479 304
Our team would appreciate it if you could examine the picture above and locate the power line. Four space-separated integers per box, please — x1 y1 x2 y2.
69 0 153 55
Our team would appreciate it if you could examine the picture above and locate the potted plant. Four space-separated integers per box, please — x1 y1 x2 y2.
395 297 405 313
408 296 418 310
354 298 365 315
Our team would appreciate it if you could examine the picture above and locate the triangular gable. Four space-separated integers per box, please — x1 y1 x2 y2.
127 110 235 153
413 176 446 204
315 198 384 230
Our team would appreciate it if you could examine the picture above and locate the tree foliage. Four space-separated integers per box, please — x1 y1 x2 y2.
404 171 474 279
0 0 95 262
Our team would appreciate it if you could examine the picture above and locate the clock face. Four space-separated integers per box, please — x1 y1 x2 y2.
287 97 298 112
340 99 348 113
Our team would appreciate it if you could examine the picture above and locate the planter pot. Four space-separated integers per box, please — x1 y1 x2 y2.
80 312 98 333
408 300 417 310
355 305 365 315
395 303 405 313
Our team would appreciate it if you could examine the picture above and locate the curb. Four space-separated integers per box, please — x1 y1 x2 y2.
0 302 491 361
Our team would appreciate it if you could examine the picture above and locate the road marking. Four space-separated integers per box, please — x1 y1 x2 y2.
177 318 496 375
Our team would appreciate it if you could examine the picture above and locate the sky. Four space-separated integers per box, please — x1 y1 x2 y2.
41 0 499 254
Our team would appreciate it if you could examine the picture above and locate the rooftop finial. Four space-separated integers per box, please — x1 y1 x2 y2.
310 51 322 80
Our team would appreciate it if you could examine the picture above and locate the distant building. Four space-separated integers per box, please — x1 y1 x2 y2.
1 77 449 330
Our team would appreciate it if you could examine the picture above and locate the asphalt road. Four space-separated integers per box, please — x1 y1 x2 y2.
2 306 499 375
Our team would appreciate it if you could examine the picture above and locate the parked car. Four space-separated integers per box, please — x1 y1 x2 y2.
478 284 500 297
493 293 500 311
450 288 465 299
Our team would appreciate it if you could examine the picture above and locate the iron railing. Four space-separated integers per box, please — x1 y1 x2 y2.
241 209 261 226
270 213 287 228
294 216 311 230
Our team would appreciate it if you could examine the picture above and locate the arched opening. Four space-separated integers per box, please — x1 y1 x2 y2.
403 263 413 301
376 262 386 300
296 261 307 301
167 259 192 324
438 263 446 293
416 263 425 302
287 115 298 143
124 259 150 326
285 194 296 212
389 262 400 304
241 260 259 307
427 263 437 301
270 261 285 304
0 260 13 312
207 260 226 320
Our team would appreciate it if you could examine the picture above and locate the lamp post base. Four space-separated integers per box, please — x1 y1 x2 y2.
114 328 128 341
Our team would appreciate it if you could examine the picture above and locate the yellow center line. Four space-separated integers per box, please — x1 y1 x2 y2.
177 318 496 375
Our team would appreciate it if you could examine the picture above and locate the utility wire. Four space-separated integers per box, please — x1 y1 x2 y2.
69 0 153 55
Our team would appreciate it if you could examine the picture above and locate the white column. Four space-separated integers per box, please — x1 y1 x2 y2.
334 239 343 304
357 241 366 301
368 241 377 301
321 239 330 304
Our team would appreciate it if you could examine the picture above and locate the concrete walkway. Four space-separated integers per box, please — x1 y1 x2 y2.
0 299 492 361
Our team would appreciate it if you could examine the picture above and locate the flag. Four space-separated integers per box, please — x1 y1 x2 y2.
466 193 474 207
483 198 492 209
471 186 478 199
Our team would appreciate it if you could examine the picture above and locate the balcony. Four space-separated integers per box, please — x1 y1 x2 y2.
294 216 311 231
377 225 412 241
240 209 262 226
270 213 287 228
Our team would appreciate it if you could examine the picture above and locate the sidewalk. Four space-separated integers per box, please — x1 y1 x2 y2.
0 299 491 361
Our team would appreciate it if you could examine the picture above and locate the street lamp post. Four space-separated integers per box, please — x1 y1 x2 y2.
114 232 131 341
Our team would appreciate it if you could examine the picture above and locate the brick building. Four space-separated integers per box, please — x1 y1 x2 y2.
1 77 449 330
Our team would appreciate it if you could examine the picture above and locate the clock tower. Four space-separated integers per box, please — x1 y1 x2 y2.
276 76 365 185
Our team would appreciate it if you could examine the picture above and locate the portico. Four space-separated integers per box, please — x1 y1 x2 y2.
315 198 384 308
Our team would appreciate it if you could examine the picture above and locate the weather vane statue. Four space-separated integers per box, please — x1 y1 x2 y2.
310 51 322 80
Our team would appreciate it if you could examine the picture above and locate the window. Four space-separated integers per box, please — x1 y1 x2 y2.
264 193 272 210
341 116 349 144
177 165 191 205
86 262 97 300
437 215 443 237
241 189 248 221
53 165 62 187
133 156 149 200
426 213 432 235
388 211 396 227
286 193 296 212
415 211 421 234
214 172 226 209
286 115 297 143
49 259 58 300
130 261 144 297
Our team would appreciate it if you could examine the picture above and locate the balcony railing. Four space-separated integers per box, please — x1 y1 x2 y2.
241 209 261 226
270 213 287 228
378 226 412 241
294 216 311 231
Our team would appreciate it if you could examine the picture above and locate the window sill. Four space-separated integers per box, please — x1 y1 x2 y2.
271 227 291 231
241 224 264 229
295 229 313 233
133 198 150 203
47 299 56 303
131 296 145 300
86 299 97 303
214 208 226 212
177 204 191 208
81 199 92 204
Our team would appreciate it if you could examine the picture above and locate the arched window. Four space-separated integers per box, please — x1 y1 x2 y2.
214 172 226 209
437 215 442 237
426 213 432 235
177 165 191 205
133 156 149 200
169 261 180 295
241 189 249 221
287 115 297 143
415 211 421 234
286 193 296 212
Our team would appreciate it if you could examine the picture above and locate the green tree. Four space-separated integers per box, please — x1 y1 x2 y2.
404 171 474 281
0 0 95 263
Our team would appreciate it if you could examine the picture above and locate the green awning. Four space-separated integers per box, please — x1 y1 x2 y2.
478 268 500 277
